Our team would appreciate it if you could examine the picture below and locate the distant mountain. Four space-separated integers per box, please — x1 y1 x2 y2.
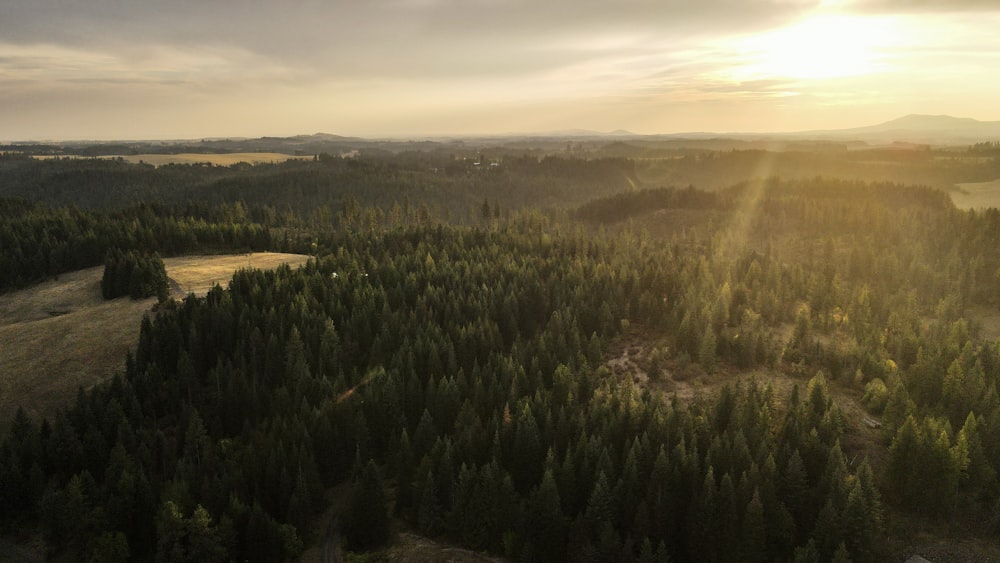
289 132 367 142
865 114 994 132
7 115 996 153
792 114 1000 144
478 128 638 139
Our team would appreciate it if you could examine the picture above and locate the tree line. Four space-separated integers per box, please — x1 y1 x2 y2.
2 168 1000 560
101 249 169 301
0 199 272 293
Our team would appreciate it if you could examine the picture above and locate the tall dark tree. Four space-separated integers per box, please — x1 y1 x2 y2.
343 460 390 550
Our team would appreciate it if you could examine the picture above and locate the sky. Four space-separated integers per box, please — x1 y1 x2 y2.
2 0 999 140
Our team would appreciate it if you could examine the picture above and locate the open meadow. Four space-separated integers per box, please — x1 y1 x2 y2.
951 179 1000 209
0 252 308 433
35 152 313 167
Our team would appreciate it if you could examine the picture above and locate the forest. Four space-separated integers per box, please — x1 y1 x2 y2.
2 149 1000 562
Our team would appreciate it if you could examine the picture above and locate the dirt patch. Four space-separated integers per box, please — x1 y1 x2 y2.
887 510 1000 563
381 532 505 563
601 326 885 467
299 481 352 563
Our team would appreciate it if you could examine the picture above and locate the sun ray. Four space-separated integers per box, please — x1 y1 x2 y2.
335 369 383 404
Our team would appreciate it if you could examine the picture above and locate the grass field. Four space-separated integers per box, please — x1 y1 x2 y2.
163 252 310 297
35 152 313 167
951 179 1000 210
0 252 309 432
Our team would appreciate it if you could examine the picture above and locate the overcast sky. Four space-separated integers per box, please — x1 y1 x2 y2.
2 0 999 140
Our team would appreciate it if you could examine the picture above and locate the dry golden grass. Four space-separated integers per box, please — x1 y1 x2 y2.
163 252 310 297
0 266 152 432
0 252 308 431
35 153 312 167
952 179 1000 210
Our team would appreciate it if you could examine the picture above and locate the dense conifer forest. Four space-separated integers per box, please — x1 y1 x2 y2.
100 250 169 301
2 152 1000 561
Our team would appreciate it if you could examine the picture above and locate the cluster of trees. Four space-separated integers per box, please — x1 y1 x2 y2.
968 141 1000 155
632 148 1000 190
0 198 272 292
574 186 722 224
101 250 169 301
0 218 886 562
3 150 1000 561
0 154 637 223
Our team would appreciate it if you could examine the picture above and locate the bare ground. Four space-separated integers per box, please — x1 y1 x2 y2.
602 324 886 472
382 533 505 563
0 252 308 431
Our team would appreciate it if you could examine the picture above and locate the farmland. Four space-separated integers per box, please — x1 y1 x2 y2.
34 152 313 167
952 178 1000 209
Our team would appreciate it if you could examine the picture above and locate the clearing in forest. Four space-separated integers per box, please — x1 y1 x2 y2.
0 252 309 431
951 179 1000 210
34 152 313 167
602 326 886 469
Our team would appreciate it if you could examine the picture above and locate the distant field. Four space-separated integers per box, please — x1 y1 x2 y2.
35 152 313 167
0 252 308 431
163 252 310 297
951 179 1000 210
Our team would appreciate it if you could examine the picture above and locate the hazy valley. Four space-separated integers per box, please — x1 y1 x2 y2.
1 114 1000 563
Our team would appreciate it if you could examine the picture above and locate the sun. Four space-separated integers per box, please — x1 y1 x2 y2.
730 14 901 81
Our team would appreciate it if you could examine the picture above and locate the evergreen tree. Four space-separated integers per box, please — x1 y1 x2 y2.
343 460 390 550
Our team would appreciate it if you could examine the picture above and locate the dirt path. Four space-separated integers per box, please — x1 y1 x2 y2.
322 516 341 563
387 533 505 562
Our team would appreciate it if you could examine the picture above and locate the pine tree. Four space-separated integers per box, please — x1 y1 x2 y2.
418 469 442 536
740 490 766 562
525 470 567 561
343 460 390 550
831 542 852 563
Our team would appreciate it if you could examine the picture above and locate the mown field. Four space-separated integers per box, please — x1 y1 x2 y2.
0 252 308 433
951 178 1000 209
34 152 313 167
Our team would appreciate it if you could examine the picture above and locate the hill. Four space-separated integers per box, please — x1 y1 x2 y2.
5 114 999 155
0 252 308 433
791 114 1000 144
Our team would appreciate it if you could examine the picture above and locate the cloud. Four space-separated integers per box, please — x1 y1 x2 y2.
0 1 819 79
3 0 1000 139
841 0 1000 13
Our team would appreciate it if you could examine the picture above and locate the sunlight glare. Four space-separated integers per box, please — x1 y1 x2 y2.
730 15 902 81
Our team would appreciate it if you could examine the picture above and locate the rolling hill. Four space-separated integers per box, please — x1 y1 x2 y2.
0 252 309 433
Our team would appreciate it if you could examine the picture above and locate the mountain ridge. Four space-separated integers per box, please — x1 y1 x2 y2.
788 114 1000 142
5 115 998 149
